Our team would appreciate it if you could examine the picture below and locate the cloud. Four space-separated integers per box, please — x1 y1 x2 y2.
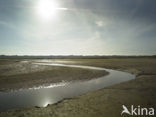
95 21 104 27
0 0 156 55
0 20 15 29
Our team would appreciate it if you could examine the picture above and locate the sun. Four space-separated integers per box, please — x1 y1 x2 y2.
37 0 59 20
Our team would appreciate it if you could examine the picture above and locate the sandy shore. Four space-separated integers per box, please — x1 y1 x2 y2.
0 59 108 91
0 58 156 117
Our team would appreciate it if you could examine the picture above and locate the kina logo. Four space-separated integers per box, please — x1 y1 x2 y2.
121 105 154 116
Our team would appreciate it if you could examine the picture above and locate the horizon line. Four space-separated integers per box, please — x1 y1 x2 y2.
0 54 156 57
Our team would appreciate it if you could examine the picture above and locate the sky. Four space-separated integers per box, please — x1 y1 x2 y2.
0 0 156 55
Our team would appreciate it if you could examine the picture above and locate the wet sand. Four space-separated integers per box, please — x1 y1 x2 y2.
0 59 108 91
0 58 156 117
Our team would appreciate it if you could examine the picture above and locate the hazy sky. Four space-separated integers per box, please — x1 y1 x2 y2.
0 0 156 55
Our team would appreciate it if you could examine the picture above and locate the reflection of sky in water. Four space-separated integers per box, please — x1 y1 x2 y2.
0 63 135 112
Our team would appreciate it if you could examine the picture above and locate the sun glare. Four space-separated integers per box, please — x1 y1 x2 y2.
37 0 59 20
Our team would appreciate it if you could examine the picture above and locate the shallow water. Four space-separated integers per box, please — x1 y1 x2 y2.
0 63 135 112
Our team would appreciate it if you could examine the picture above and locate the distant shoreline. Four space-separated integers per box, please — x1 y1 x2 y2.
0 55 156 59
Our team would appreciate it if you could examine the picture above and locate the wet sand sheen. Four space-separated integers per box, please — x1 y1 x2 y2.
0 63 135 112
